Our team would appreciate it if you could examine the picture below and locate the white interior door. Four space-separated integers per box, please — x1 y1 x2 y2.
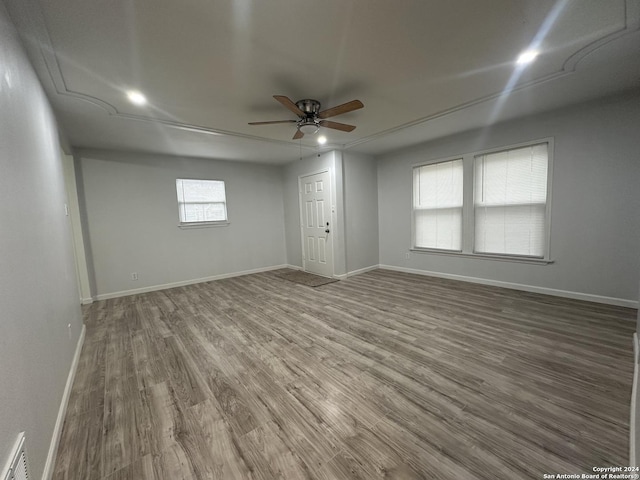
300 171 333 277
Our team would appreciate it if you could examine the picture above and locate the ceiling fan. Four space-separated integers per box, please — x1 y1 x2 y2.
249 95 364 140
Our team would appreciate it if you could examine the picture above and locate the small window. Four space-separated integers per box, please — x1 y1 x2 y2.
474 143 548 258
413 158 464 251
176 179 228 226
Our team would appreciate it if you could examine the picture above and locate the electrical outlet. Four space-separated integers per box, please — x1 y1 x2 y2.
131 272 138 281
405 252 411 259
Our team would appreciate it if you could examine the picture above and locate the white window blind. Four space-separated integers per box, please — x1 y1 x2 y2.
413 159 463 251
176 179 227 224
474 143 548 257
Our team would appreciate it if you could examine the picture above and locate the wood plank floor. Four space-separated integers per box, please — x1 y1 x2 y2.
53 268 637 479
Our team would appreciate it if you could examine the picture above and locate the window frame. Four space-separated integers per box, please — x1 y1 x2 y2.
411 156 465 253
175 178 230 229
410 137 554 264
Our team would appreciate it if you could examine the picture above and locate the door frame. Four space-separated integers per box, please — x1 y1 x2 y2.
298 169 335 277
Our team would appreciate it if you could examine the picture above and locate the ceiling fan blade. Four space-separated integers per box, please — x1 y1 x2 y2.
319 120 356 132
318 100 363 119
293 130 304 140
248 120 297 125
274 95 305 117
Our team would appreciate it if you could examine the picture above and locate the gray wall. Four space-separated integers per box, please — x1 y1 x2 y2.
0 4 83 478
77 149 286 298
377 91 640 303
344 152 379 273
282 150 347 276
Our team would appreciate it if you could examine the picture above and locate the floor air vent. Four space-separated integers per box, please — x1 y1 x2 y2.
2 433 30 480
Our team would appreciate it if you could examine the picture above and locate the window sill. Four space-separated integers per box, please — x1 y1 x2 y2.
410 248 554 265
178 222 230 229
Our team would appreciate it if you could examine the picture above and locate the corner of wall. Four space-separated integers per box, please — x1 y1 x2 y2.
72 153 97 299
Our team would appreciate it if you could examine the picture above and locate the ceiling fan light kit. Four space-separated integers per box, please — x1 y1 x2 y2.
298 121 320 135
249 95 363 140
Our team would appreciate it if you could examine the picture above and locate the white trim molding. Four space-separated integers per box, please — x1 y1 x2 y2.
410 249 554 265
93 265 291 301
333 265 379 280
346 265 380 278
42 324 86 480
379 265 638 308
631 332 639 468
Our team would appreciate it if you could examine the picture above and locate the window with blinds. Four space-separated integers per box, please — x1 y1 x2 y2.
413 159 464 251
474 143 548 257
410 139 552 262
176 179 228 225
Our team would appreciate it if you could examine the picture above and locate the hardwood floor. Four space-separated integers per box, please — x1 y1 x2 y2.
53 268 637 479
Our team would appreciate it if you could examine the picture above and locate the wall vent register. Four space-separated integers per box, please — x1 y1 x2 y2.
2 433 30 480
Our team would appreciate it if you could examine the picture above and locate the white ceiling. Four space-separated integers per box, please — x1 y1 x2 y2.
6 0 640 164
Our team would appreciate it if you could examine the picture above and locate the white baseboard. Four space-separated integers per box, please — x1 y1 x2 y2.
346 264 379 278
378 264 638 308
285 264 376 279
80 297 93 305
631 333 639 468
42 324 86 480
94 264 291 301
333 264 380 280
92 261 637 308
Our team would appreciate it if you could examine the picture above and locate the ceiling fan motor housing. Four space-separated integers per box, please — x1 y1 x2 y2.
296 99 321 115
296 99 321 134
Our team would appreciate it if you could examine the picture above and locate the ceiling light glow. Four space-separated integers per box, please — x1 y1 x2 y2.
317 135 327 145
126 90 147 106
516 50 539 65
299 122 319 135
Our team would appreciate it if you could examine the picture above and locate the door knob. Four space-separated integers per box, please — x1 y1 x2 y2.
325 221 330 234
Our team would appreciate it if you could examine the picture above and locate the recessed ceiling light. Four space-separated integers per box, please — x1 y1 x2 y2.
126 90 147 106
317 135 327 145
516 50 539 65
